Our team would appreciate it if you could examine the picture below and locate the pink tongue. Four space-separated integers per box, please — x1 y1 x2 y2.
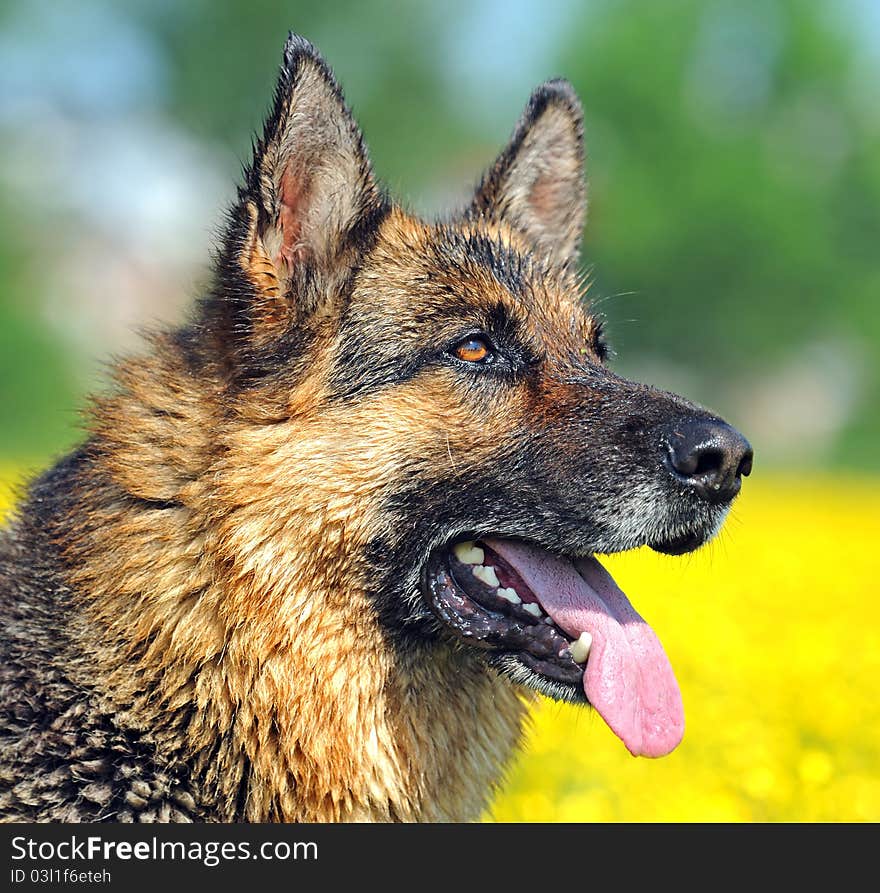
484 538 684 758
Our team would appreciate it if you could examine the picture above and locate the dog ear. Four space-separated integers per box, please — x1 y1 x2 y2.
219 34 384 338
466 80 586 270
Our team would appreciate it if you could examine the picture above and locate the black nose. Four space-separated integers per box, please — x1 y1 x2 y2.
664 418 753 504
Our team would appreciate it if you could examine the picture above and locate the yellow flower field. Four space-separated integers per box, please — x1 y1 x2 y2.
488 474 880 822
1 467 878 822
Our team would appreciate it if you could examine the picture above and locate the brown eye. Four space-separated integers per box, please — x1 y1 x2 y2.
452 336 491 363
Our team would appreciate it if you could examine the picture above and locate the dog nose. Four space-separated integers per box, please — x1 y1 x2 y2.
664 418 753 504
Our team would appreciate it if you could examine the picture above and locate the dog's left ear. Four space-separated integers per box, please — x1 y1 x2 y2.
466 80 586 270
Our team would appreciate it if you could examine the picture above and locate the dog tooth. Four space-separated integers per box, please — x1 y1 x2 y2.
568 632 592 664
497 587 521 605
544 616 554 625
453 541 485 565
472 564 500 587
522 603 542 618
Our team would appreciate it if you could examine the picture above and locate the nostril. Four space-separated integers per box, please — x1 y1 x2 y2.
667 443 724 478
691 447 726 478
737 449 754 479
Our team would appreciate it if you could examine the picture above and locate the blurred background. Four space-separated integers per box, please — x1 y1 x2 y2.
1 0 878 821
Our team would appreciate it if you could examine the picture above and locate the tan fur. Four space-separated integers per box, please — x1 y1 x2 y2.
0 39 606 823
62 235 539 819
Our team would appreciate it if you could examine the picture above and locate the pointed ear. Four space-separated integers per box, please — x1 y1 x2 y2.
224 34 383 332
466 80 586 270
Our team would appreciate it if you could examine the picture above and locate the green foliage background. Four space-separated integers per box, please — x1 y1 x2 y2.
1 0 878 468
1 0 878 825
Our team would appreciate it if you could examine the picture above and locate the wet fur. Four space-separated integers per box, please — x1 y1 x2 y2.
1 35 730 822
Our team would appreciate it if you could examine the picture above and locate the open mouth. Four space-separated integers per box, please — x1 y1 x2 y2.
424 537 685 758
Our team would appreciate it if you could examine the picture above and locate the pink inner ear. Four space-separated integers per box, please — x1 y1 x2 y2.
277 167 310 271
528 174 566 229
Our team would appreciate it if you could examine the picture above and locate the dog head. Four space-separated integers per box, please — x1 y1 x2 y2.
202 35 752 759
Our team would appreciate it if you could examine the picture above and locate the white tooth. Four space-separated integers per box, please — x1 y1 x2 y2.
544 616 554 625
472 564 500 587
497 587 521 605
522 602 542 617
454 541 485 565
568 632 592 664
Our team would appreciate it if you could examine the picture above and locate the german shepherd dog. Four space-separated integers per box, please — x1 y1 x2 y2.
0 34 752 822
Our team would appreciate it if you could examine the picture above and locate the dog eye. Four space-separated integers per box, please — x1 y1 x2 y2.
451 336 492 364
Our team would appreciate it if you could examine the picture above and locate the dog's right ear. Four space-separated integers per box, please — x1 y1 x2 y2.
213 34 384 347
